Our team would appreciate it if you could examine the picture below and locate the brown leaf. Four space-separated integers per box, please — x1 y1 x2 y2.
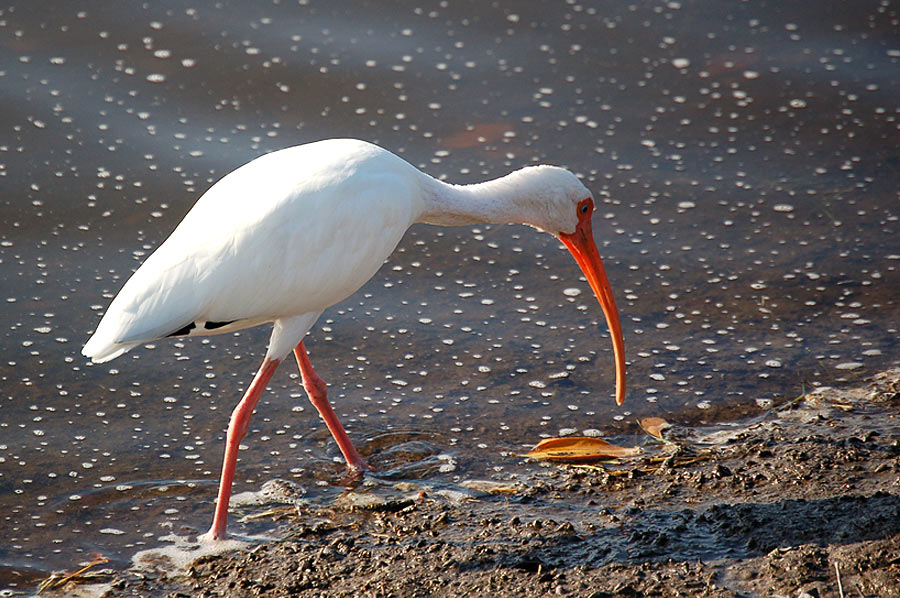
639 417 672 440
523 437 640 463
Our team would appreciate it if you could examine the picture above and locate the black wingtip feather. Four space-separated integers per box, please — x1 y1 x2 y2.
167 322 196 337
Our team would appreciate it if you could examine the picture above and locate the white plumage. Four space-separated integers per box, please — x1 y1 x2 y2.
83 138 626 540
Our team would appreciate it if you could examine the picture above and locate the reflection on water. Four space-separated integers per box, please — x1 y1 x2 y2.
1 0 898 590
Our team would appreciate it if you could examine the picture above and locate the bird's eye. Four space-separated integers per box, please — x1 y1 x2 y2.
578 199 592 215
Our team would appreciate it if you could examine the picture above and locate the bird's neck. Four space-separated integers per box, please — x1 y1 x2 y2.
418 170 535 228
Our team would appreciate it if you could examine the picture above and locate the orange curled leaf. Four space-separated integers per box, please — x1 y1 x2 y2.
523 437 640 462
639 417 672 440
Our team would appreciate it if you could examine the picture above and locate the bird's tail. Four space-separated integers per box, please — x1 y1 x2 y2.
82 331 139 363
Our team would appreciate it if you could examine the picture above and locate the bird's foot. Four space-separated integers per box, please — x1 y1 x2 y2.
349 456 374 473
336 457 374 487
347 458 375 475
198 527 226 543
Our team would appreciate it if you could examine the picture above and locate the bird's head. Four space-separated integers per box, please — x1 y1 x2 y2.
503 165 592 236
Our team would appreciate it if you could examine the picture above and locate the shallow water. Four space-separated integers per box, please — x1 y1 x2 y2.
1 0 898 590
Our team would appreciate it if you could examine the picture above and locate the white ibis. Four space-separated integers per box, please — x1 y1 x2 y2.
83 138 626 541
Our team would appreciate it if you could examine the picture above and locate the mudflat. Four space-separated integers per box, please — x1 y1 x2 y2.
75 370 900 597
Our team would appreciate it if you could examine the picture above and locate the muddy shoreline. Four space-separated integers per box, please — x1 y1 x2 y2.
57 371 900 597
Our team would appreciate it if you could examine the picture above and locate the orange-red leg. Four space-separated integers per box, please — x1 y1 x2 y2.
293 342 369 471
200 357 280 542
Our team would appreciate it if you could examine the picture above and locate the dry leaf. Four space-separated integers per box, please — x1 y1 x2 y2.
639 417 672 440
523 437 640 463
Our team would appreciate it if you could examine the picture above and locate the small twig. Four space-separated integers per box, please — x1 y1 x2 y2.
834 561 845 598
37 555 109 594
241 505 296 522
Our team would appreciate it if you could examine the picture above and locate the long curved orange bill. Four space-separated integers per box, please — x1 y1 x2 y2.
559 214 626 405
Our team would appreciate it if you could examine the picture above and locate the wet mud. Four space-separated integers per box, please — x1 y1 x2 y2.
52 370 900 597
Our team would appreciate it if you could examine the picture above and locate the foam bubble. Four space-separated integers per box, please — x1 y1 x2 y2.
131 532 267 576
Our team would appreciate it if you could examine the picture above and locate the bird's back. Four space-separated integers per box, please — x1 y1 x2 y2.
84 139 425 363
